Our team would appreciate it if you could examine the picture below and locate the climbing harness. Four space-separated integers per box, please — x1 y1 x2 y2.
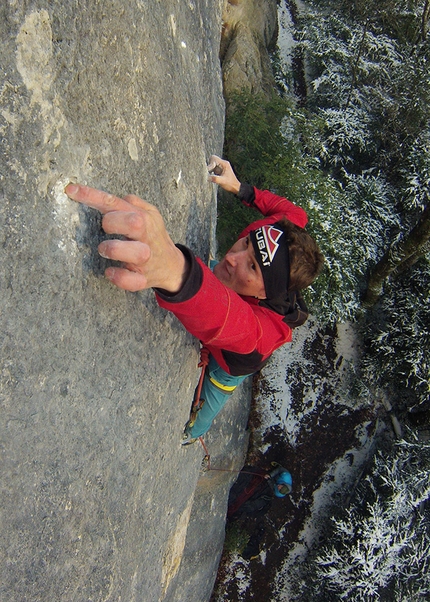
188 346 213 464
189 346 210 426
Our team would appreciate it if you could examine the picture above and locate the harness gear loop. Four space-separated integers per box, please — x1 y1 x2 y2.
192 346 210 412
189 346 211 466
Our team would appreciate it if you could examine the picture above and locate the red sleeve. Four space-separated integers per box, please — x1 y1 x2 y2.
252 188 308 227
239 188 308 240
155 257 292 356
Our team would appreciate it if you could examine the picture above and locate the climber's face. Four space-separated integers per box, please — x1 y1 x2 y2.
213 236 266 299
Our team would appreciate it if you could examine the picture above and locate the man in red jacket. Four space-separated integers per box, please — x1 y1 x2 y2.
65 156 323 444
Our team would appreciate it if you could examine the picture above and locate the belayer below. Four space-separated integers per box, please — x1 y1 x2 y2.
227 464 293 522
227 464 293 561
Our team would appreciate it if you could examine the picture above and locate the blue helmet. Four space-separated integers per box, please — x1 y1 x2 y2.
273 471 293 498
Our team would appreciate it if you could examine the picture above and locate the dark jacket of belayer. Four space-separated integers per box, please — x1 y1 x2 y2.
227 465 287 521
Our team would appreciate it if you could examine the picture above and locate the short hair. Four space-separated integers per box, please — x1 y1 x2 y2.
278 219 324 291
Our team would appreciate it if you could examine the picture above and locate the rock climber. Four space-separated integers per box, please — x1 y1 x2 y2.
65 155 324 445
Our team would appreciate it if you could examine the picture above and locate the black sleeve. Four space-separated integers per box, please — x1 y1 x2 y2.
237 183 256 207
154 244 203 303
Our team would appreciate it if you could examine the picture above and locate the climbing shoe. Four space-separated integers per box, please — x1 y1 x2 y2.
181 431 198 446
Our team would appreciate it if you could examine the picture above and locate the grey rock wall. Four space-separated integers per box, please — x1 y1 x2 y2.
0 2 238 601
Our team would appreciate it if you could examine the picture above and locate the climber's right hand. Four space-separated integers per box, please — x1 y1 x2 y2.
65 184 189 294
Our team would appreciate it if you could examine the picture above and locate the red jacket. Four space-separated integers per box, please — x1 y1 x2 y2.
156 186 308 376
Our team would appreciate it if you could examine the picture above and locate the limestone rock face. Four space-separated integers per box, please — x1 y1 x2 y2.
0 2 237 601
221 0 278 100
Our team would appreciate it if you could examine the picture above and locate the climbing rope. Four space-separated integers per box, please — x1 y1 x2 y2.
190 346 212 465
199 438 211 470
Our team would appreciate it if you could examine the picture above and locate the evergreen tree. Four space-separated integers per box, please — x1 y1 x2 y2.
297 437 430 601
294 0 430 407
362 258 430 409
364 131 430 306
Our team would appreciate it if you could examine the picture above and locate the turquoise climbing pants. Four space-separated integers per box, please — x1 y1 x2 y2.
188 355 250 439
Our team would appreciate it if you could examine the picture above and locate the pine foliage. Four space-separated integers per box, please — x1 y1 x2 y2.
299 437 430 601
362 258 430 408
401 130 430 213
294 0 430 408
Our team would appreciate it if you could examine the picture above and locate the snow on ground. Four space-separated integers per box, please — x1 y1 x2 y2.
277 1 295 67
254 317 366 447
255 318 324 447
